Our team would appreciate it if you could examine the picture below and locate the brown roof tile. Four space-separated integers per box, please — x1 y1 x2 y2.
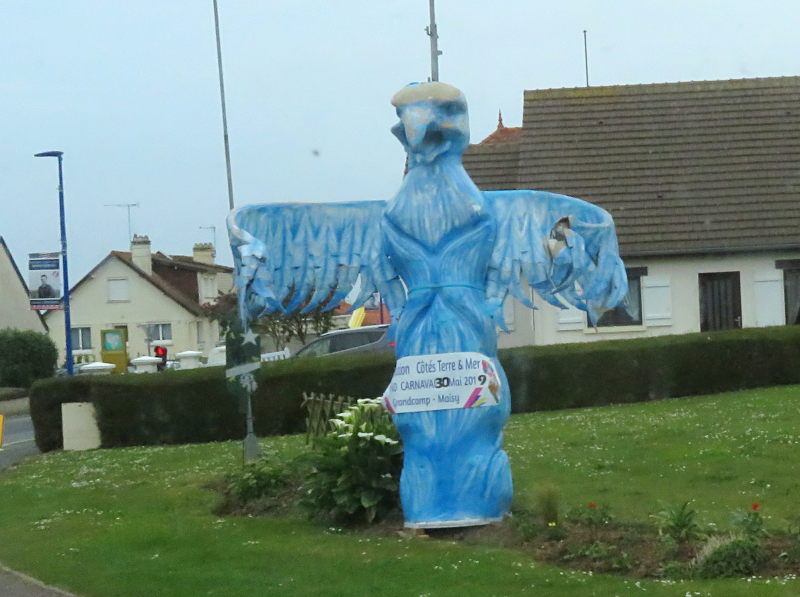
464 76 800 257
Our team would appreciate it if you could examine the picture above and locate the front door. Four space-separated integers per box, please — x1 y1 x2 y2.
699 272 742 332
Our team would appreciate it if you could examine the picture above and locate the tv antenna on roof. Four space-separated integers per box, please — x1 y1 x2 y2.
104 202 139 241
199 225 217 249
425 0 443 81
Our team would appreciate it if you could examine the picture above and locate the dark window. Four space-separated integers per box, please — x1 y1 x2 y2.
70 327 92 350
595 270 644 327
329 332 371 352
296 337 331 357
699 272 742 331
783 269 800 325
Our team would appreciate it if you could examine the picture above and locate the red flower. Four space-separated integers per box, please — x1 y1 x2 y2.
588 502 597 509
752 503 760 511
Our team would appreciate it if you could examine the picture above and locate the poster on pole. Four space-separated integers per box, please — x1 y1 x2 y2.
28 252 63 310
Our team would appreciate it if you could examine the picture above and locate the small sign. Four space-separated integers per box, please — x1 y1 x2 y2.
29 252 62 310
225 319 262 415
383 352 502 414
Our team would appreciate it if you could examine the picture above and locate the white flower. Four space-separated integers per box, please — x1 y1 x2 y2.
337 433 353 438
329 418 347 429
357 432 374 439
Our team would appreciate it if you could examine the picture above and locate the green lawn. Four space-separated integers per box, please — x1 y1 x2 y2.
1 386 799 596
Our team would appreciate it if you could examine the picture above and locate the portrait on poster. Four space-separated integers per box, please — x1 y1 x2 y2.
28 252 63 309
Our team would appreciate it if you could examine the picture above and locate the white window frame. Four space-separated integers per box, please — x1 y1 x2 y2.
151 322 173 344
71 326 92 350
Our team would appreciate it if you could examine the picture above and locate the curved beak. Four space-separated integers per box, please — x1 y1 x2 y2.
398 104 436 150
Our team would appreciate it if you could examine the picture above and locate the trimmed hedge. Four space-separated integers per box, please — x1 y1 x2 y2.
29 326 800 452
0 329 58 388
30 367 243 453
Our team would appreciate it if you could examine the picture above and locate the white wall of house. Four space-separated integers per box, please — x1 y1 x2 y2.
497 250 797 348
0 244 46 333
45 257 221 365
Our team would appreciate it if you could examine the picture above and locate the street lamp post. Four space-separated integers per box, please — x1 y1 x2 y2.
34 151 74 375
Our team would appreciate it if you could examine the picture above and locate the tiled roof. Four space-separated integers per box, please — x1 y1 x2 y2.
464 76 800 257
66 250 232 317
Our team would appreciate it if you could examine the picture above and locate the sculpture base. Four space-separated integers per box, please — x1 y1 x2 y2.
404 516 504 530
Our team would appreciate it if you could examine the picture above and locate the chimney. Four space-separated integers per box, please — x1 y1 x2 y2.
192 242 215 265
131 235 152 275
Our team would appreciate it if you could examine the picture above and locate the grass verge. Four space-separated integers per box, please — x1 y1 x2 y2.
0 386 799 595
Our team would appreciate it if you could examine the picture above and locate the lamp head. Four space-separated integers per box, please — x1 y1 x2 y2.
34 151 63 158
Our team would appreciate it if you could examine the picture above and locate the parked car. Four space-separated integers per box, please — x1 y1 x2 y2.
293 324 393 358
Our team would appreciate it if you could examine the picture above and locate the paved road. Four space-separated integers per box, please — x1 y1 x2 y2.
1 415 39 471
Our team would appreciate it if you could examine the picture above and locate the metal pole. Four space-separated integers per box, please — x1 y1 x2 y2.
583 30 590 87
426 0 442 82
243 386 259 461
213 0 235 210
56 155 74 375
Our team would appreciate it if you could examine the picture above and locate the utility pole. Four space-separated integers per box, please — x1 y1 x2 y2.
104 202 139 241
425 0 442 81
213 0 235 210
583 30 590 87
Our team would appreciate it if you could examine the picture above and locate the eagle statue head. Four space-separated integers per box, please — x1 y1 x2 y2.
390 82 470 165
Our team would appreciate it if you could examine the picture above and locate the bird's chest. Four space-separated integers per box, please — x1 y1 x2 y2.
387 172 486 251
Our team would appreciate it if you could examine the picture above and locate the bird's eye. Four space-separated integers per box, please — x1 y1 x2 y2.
442 101 461 115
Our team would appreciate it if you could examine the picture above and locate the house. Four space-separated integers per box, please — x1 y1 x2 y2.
0 236 47 333
44 235 233 366
462 76 800 347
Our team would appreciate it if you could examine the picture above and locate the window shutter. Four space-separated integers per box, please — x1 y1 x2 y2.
642 277 672 327
107 278 129 302
753 275 784 327
557 306 585 331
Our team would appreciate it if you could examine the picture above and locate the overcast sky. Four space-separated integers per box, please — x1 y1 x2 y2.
1 1 798 282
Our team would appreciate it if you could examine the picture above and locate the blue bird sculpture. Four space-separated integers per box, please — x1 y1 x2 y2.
228 81 627 528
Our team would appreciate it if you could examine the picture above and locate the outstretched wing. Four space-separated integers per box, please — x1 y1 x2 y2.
227 201 404 323
484 190 627 325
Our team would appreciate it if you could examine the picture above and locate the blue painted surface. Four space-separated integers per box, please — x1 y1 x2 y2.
228 82 627 527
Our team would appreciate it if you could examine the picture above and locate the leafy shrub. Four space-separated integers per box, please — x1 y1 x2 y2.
304 398 403 524
0 329 57 388
660 560 693 580
695 535 764 578
225 454 291 503
534 483 561 525
568 502 614 528
564 541 634 572
732 503 767 538
651 501 703 542
510 507 540 542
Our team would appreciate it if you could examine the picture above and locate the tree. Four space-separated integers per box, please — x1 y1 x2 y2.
202 291 336 351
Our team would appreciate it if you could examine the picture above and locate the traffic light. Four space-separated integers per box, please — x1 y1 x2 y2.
154 345 167 371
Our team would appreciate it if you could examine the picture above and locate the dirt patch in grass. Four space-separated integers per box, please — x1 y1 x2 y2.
211 471 800 582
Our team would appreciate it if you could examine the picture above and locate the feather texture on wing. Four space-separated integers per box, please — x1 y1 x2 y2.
227 201 405 324
484 190 628 326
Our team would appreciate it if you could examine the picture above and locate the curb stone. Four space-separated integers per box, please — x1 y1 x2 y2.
0 397 29 417
0 563 79 597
